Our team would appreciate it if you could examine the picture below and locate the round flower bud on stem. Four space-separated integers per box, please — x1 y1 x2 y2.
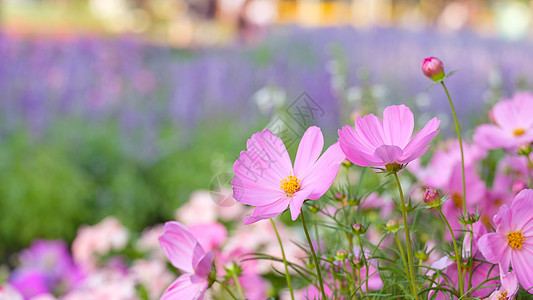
423 188 441 208
422 57 445 82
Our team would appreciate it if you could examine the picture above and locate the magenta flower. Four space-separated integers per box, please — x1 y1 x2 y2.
474 92 533 150
338 105 440 170
421 57 445 82
232 126 345 224
158 221 214 300
478 189 533 292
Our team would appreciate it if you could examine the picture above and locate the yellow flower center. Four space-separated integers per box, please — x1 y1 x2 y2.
513 128 525 136
497 290 508 300
280 173 300 197
507 231 525 250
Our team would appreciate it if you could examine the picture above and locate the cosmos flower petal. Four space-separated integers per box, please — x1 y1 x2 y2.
511 249 533 292
473 124 516 150
382 104 414 148
401 117 440 159
301 142 346 200
373 145 403 165
159 222 205 273
354 114 386 150
243 197 291 225
231 176 284 206
161 274 209 300
294 126 324 176
477 232 507 264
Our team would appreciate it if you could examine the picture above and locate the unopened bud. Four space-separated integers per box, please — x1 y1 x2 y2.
423 188 441 207
422 57 445 82
512 180 527 195
352 223 366 234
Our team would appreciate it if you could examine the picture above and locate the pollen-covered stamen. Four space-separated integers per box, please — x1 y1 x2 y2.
497 290 509 300
513 128 526 136
507 231 525 250
280 173 301 197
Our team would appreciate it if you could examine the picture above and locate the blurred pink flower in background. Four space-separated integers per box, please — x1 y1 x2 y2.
232 126 345 223
72 217 129 271
338 104 440 169
439 164 485 237
135 224 165 260
175 190 247 226
478 189 533 292
188 223 228 252
409 139 486 189
131 259 174 299
62 267 137 300
0 284 23 300
474 92 533 150
158 221 214 300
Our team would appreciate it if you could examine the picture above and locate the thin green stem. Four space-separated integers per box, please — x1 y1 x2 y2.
356 233 369 293
214 279 239 300
393 172 419 300
393 232 409 280
437 207 464 296
231 272 245 299
441 81 467 296
270 218 295 300
301 210 327 299
441 82 466 215
343 259 356 296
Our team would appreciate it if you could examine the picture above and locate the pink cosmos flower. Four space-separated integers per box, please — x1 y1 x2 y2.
338 104 440 169
486 271 519 300
232 126 345 224
474 92 533 150
158 221 214 300
478 189 533 292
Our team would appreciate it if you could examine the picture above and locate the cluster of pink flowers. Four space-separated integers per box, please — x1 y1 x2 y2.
4 58 533 300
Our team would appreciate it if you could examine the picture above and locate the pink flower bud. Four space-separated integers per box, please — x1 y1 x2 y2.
422 57 445 81
423 188 441 207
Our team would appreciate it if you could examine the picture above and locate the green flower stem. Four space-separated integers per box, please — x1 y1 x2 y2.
393 232 409 283
231 272 245 299
393 172 419 300
441 81 468 295
441 82 467 215
343 259 356 296
437 207 464 296
214 279 239 300
356 233 369 292
270 218 295 300
301 210 327 299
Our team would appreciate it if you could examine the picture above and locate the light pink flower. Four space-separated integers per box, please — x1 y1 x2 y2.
232 126 345 224
486 271 519 300
131 259 175 299
338 104 440 169
478 189 533 292
72 217 129 270
158 221 214 300
474 92 533 150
